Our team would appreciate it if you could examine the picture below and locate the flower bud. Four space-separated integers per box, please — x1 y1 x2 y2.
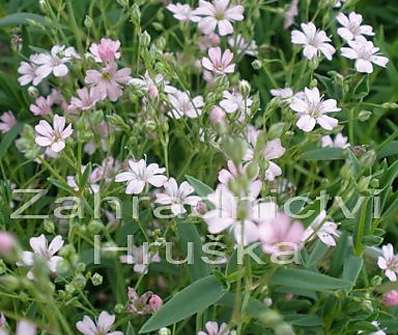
382 102 398 109
222 137 247 165
209 106 225 124
251 59 262 70
149 294 163 312
140 31 151 48
43 219 55 234
383 290 398 307
246 161 259 180
370 275 383 287
91 272 103 286
359 149 376 168
358 110 372 121
114 304 124 314
27 86 39 98
239 80 251 97
158 328 171 335
0 232 16 255
84 15 93 28
130 4 141 25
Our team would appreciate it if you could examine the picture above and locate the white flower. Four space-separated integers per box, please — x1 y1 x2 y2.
34 45 79 84
341 36 389 73
203 182 277 245
378 243 398 281
34 115 73 153
167 90 204 119
18 234 64 279
336 12 374 41
244 126 286 181
76 311 123 335
155 178 201 215
198 321 236 335
291 22 336 61
227 34 258 57
129 71 170 98
369 321 387 335
219 89 252 120
115 159 167 194
302 211 340 247
194 0 244 36
321 133 350 148
17 54 40 86
270 88 294 102
0 320 36 335
334 0 346 8
167 3 200 22
289 87 341 132
120 245 160 274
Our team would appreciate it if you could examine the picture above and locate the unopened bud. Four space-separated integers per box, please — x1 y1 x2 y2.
91 273 103 286
141 31 151 48
27 86 39 98
239 80 251 97
358 110 372 121
158 328 171 335
251 60 262 70
84 15 93 28
209 106 225 124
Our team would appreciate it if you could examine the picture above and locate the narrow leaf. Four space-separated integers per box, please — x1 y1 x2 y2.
301 148 345 161
139 276 225 333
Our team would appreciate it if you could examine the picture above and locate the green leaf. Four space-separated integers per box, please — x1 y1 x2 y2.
139 276 225 333
0 123 23 161
283 313 323 327
185 175 213 197
342 255 363 291
177 220 210 280
271 268 352 291
0 13 48 27
300 148 345 161
353 197 372 256
378 141 398 159
217 292 269 318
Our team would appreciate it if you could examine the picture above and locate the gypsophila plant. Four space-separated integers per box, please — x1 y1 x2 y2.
0 0 398 334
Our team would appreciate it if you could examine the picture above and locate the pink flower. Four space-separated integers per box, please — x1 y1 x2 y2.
337 12 374 42
167 3 200 22
35 114 73 153
378 244 398 281
218 160 242 184
17 54 40 86
0 111 16 133
227 34 258 57
244 126 285 181
203 182 276 245
155 178 201 215
85 63 132 101
0 320 36 335
30 96 53 116
127 288 162 315
120 245 161 274
76 311 123 335
0 231 16 255
383 290 398 307
198 33 221 51
69 87 100 112
167 90 204 119
341 36 389 74
209 106 226 124
18 234 64 279
289 87 341 132
220 90 253 120
302 211 340 247
115 159 167 194
0 313 5 328
198 321 236 335
148 294 163 312
321 133 350 149
291 23 336 61
34 45 79 84
194 0 244 36
89 38 121 63
202 47 235 75
259 213 304 255
130 71 167 98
